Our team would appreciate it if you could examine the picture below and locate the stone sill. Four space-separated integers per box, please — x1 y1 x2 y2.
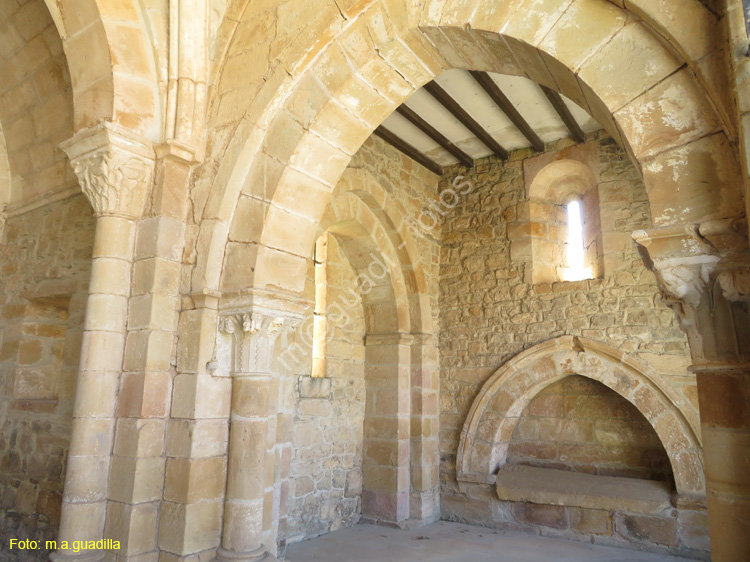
495 465 672 514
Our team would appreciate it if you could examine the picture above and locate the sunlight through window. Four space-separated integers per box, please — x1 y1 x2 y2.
563 200 588 281
312 235 327 377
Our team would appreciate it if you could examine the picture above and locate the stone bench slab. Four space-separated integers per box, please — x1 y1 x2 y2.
495 465 672 514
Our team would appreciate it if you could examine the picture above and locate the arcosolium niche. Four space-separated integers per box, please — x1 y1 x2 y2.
513 159 603 284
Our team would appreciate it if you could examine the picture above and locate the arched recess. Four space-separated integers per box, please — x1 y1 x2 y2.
520 159 603 283
42 0 161 138
192 0 743 300
300 167 432 334
305 167 439 524
456 336 705 498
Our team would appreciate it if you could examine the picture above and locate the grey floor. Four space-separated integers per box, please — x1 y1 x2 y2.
286 521 695 562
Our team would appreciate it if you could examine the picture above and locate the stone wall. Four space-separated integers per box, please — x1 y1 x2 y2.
0 194 95 560
288 235 366 542
286 135 442 542
438 133 706 556
345 135 442 332
507 375 673 482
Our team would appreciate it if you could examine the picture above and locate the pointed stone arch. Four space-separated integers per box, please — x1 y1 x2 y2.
191 0 743 301
456 336 705 498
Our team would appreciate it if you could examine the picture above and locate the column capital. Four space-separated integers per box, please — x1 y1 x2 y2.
60 122 155 219
633 219 750 366
717 267 750 303
218 310 300 375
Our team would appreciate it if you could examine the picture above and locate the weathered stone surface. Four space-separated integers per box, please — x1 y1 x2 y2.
438 133 705 556
614 513 679 547
1 1 741 559
495 465 672 514
511 502 567 530
0 195 93 554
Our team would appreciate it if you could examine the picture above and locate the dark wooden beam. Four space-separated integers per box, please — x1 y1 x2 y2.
469 71 545 153
423 81 509 160
396 105 474 167
539 84 585 144
373 126 443 176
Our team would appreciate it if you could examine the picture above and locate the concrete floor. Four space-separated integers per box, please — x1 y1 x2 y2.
286 521 696 562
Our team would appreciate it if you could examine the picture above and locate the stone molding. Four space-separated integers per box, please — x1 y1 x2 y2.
456 336 704 497
364 332 414 346
155 139 202 166
60 123 155 219
3 183 79 219
218 311 299 375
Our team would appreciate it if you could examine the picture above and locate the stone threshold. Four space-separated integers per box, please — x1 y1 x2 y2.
495 465 672 514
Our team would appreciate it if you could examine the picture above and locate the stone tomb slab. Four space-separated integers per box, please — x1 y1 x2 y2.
495 464 673 514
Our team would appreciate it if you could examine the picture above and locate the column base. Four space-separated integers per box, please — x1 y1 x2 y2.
49 550 106 562
214 546 279 562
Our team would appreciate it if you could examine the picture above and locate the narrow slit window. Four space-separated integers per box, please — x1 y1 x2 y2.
312 235 328 377
564 200 587 281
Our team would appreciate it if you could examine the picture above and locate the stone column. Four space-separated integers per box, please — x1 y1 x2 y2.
52 124 155 562
634 219 750 562
362 332 412 526
107 140 199 559
160 290 230 558
409 333 440 526
214 310 299 562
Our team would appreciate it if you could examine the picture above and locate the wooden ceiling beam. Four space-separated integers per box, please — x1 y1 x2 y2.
470 70 545 153
423 81 509 160
539 84 585 144
396 104 474 167
373 125 444 176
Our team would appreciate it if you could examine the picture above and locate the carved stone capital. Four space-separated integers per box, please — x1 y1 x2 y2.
717 268 750 303
218 311 300 375
633 219 750 365
60 123 155 219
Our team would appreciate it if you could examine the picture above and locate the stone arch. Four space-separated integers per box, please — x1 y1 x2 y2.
42 0 161 138
456 336 705 498
192 0 742 302
316 167 433 335
528 159 597 201
296 168 437 524
0 0 75 204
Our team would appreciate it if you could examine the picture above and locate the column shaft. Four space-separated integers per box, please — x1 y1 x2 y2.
216 375 271 561
52 215 136 562
696 367 750 562
362 334 411 525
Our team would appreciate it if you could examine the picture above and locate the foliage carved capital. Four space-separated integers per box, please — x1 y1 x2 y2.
60 123 155 219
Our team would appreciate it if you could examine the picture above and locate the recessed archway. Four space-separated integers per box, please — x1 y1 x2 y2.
456 336 704 498
304 167 439 525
